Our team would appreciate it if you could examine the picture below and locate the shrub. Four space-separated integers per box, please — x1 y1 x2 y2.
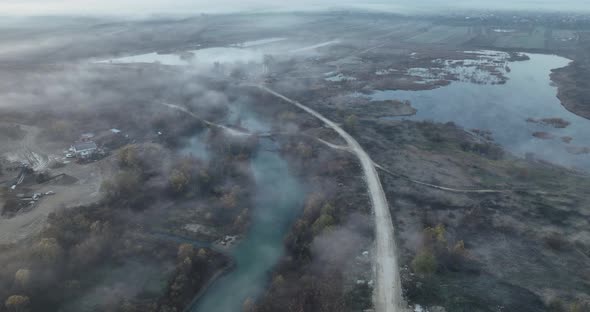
344 115 358 132
411 250 437 276
569 301 590 312
547 299 565 312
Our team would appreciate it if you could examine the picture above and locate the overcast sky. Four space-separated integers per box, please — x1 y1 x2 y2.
0 0 587 16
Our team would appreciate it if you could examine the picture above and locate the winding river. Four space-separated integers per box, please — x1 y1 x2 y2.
189 111 305 311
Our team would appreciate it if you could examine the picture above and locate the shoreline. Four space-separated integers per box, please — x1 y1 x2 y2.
182 260 236 312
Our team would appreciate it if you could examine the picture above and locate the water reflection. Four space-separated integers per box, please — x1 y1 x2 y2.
369 53 590 171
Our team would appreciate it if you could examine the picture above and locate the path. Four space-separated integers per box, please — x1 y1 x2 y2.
256 85 406 312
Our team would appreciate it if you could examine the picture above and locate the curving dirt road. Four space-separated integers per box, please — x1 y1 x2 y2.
257 85 406 312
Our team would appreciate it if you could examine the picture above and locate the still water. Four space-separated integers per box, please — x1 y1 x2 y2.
370 53 590 171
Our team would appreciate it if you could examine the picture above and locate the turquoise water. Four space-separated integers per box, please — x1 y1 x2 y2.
370 53 590 171
191 139 304 311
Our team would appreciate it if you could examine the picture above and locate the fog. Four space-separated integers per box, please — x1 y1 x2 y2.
1 0 588 16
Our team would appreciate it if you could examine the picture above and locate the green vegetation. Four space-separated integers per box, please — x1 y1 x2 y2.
343 114 358 133
312 213 335 235
344 283 373 311
547 299 590 312
412 251 438 276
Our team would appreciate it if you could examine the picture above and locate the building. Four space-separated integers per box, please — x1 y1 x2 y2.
72 141 98 159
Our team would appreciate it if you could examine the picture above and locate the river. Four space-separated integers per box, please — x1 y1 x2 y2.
188 110 305 311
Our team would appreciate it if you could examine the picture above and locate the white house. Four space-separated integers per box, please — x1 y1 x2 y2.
72 141 98 158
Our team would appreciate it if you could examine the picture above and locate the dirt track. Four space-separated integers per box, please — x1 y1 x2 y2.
257 85 406 312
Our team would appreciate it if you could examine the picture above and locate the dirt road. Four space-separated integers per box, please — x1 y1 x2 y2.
257 85 406 312
162 102 252 137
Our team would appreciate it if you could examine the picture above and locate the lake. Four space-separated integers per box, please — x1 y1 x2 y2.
368 53 590 171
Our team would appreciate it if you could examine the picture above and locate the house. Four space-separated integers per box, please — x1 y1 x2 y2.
72 141 98 158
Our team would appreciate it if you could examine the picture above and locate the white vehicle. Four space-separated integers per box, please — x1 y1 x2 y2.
65 153 75 158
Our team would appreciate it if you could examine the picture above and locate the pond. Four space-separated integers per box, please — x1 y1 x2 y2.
97 47 264 66
368 53 590 171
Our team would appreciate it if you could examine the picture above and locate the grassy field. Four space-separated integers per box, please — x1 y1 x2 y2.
492 27 547 49
405 25 476 45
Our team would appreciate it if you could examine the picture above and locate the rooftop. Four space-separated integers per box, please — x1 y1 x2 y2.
73 141 97 151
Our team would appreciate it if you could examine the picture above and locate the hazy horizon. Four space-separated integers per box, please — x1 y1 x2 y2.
0 0 588 17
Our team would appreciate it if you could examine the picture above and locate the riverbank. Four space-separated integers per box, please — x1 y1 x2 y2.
182 261 235 312
551 61 590 121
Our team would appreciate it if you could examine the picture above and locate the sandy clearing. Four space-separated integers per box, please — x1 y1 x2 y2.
0 158 110 245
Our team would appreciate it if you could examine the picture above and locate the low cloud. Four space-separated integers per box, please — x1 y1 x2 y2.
1 0 588 16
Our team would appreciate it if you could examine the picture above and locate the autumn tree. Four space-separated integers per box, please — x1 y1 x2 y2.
311 214 335 235
243 297 256 312
295 142 313 159
177 243 195 261
35 238 63 264
169 169 191 194
5 295 30 312
100 171 141 201
221 187 240 210
118 145 141 169
13 269 31 289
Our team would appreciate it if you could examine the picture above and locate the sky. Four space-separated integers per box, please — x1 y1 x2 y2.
0 0 587 16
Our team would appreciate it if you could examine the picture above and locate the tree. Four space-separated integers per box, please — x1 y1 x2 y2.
14 269 31 289
243 297 256 312
118 145 140 169
344 115 358 132
411 250 437 276
547 299 565 312
303 193 323 221
271 275 285 289
296 142 313 159
197 248 208 259
47 120 72 140
312 214 335 235
424 224 447 247
233 208 249 231
35 238 63 263
100 171 141 201
5 295 30 312
177 243 195 261
169 169 191 194
320 203 335 216
569 302 590 312
221 187 240 210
